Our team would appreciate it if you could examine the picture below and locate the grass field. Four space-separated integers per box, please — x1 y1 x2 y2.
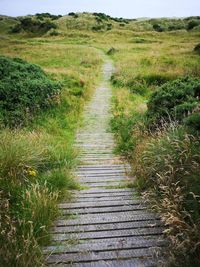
0 12 200 267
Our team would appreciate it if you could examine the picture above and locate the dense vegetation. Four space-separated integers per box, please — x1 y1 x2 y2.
0 56 61 127
11 17 57 35
146 76 200 129
110 26 200 266
0 11 199 267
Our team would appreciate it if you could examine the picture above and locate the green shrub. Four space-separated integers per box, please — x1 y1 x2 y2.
10 17 57 34
107 47 117 55
0 56 62 127
106 23 113 30
92 25 104 31
153 23 165 32
187 20 200 30
68 12 78 18
146 76 200 127
137 73 174 86
93 12 110 21
194 43 200 55
184 113 200 132
35 13 62 21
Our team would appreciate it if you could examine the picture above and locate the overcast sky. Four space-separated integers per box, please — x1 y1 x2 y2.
0 0 200 18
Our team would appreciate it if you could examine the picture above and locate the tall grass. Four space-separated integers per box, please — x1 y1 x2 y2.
110 25 200 267
134 125 200 267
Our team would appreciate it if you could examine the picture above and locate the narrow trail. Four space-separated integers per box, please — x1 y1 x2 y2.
45 56 165 266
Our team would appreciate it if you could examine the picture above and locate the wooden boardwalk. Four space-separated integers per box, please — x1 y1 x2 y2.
44 58 165 266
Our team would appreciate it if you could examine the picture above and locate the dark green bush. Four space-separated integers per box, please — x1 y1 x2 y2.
107 47 117 55
187 20 200 30
68 12 78 18
0 56 62 127
106 23 113 30
11 17 57 35
92 25 104 31
93 13 110 21
184 113 200 132
153 23 165 32
35 13 62 21
146 76 200 127
194 43 200 55
137 73 174 86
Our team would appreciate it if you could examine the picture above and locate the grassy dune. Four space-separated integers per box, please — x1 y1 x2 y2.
0 12 200 267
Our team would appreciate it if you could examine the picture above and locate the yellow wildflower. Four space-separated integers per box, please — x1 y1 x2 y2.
28 170 37 176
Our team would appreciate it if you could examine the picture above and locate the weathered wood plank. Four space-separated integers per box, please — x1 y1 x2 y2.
52 227 164 241
59 200 143 208
78 165 130 169
44 236 166 254
48 258 156 267
71 196 137 203
46 247 156 264
51 220 162 234
78 182 122 188
56 212 160 227
75 188 133 194
75 170 126 174
61 205 146 215
78 177 125 183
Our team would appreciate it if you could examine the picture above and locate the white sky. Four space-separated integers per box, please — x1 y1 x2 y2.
0 0 200 18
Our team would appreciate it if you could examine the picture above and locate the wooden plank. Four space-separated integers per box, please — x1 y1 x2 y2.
75 170 126 174
47 258 156 267
78 165 130 169
77 174 128 178
71 196 137 203
44 236 166 254
78 177 125 183
51 220 163 234
61 205 146 215
75 188 133 194
52 227 164 241
56 212 160 227
46 247 156 264
47 259 156 267
59 200 143 208
72 191 135 197
79 182 121 188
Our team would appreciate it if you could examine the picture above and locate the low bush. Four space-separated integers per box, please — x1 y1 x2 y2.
107 47 117 55
68 12 78 18
146 76 200 128
106 23 113 30
35 13 62 21
153 23 165 32
194 43 200 55
92 25 104 31
187 20 200 30
184 112 200 132
0 56 62 127
10 17 57 35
